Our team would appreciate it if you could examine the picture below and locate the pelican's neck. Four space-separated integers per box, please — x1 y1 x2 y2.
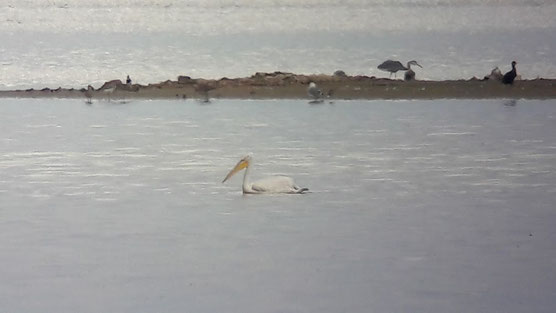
242 162 251 193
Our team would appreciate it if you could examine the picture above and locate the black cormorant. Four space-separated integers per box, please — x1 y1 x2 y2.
502 61 517 85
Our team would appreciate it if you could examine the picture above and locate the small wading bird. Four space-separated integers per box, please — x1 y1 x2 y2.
222 154 309 194
378 60 422 78
307 82 323 102
84 85 94 104
502 61 517 85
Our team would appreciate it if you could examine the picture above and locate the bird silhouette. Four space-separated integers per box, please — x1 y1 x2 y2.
502 61 517 85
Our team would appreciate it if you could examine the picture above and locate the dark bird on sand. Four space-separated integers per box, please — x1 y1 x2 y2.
502 61 517 85
378 60 422 78
404 68 417 81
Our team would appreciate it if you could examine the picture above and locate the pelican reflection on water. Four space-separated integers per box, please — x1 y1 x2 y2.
222 154 309 194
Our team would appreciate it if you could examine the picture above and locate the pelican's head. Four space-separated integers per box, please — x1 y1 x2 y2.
408 60 422 68
222 154 252 183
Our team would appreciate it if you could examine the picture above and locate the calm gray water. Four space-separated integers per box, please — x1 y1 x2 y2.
1 98 556 313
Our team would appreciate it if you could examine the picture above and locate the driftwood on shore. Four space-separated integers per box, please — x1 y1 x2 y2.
1 72 555 100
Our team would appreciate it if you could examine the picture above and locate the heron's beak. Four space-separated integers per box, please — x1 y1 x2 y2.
222 159 249 183
416 63 423 68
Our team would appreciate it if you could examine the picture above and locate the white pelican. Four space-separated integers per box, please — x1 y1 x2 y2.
222 155 309 194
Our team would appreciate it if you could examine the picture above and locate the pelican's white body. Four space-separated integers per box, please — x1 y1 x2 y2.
243 175 304 194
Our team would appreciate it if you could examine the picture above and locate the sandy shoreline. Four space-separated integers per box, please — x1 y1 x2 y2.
1 73 555 100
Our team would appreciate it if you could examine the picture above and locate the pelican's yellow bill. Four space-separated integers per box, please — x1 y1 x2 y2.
222 159 248 183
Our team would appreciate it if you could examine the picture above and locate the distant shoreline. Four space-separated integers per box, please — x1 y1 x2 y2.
1 73 555 100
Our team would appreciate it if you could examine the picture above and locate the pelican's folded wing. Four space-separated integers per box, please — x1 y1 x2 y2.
251 176 298 193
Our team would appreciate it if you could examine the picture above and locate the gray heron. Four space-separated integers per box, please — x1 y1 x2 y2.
378 60 422 78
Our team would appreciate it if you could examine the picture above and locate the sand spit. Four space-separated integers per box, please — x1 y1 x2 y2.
1 72 555 100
